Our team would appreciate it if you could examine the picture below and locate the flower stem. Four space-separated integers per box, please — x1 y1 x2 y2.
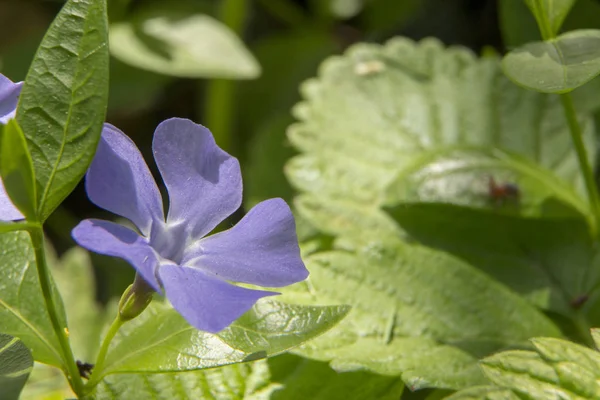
85 316 124 389
560 93 600 233
28 226 84 396
203 0 249 155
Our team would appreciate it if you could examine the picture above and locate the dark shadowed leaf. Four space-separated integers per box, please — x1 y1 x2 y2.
0 333 34 400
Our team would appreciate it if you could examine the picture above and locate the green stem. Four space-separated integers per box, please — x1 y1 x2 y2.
85 316 124 389
533 0 554 40
560 93 600 233
203 0 249 155
28 226 84 396
0 220 37 234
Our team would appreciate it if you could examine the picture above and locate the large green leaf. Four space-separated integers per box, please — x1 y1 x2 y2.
524 0 576 37
285 37 597 233
93 354 404 400
390 203 598 322
0 120 36 220
16 0 109 221
0 333 34 400
109 2 259 79
480 337 600 399
278 234 560 391
502 29 600 93
93 360 279 400
0 232 68 368
90 300 349 384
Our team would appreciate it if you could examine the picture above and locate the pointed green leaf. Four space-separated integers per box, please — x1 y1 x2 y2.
0 120 37 220
0 232 68 367
91 300 349 383
481 337 600 399
110 4 260 79
286 37 597 234
278 234 560 390
389 203 597 319
524 0 576 36
502 29 600 93
16 0 109 221
0 333 34 400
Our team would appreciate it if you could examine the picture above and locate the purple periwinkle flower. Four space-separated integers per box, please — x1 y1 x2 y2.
0 73 24 221
72 118 309 333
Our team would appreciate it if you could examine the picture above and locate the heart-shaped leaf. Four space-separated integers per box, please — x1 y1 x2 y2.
502 29 600 93
0 333 34 400
286 37 598 235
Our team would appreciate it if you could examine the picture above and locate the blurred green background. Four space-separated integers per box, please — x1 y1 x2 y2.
1 0 598 302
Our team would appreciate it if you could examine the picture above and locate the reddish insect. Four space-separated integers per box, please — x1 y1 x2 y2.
488 176 520 205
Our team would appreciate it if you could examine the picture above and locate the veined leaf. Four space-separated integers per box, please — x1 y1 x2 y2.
278 234 560 390
502 29 600 93
285 37 597 233
0 232 68 368
91 300 349 383
0 333 34 400
481 337 600 399
16 0 109 221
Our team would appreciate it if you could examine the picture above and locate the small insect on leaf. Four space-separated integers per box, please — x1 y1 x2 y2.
488 176 521 206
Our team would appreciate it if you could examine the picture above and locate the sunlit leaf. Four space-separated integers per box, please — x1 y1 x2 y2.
481 337 600 398
110 6 260 79
91 300 349 383
278 234 560 390
503 29 600 93
16 0 109 221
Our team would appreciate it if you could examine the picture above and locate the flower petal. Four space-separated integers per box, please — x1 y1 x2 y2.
183 198 308 287
0 74 22 124
0 178 24 221
86 124 164 236
159 264 276 333
72 219 161 291
153 118 242 239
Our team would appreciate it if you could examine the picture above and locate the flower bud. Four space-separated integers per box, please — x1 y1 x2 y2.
118 274 154 321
